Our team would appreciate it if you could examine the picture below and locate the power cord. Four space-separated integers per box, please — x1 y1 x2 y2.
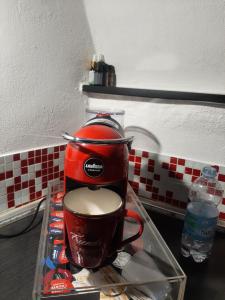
0 197 46 238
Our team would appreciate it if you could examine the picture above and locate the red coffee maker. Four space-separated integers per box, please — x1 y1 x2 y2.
62 112 133 248
63 113 133 197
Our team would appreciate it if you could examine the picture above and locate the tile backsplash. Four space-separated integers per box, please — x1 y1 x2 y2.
128 149 225 222
0 145 66 211
0 145 225 224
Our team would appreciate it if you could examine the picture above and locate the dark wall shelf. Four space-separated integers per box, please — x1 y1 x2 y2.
82 85 225 104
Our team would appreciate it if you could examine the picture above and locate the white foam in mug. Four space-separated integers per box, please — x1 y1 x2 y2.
64 187 122 216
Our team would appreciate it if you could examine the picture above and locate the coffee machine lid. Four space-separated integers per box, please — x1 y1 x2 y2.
75 123 122 140
63 111 134 146
85 114 124 136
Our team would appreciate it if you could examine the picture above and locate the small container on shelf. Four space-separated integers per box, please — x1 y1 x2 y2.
88 54 116 87
107 65 116 87
88 54 97 85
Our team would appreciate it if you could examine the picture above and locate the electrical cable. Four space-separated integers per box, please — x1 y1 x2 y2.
0 197 46 238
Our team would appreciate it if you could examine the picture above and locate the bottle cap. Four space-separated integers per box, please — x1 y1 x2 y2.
202 166 217 178
108 65 115 73
98 54 105 62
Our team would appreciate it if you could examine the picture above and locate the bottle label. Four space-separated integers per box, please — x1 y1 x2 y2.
94 72 103 85
88 70 95 85
183 210 217 242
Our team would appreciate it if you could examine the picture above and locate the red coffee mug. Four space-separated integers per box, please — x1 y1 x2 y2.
63 188 144 269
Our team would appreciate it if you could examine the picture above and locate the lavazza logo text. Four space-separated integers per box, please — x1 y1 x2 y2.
85 163 103 169
84 158 104 177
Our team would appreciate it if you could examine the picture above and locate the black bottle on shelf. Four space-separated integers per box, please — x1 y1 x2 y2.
94 54 107 86
108 65 116 87
103 63 109 86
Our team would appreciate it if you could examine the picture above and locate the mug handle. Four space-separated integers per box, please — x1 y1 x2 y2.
119 209 144 248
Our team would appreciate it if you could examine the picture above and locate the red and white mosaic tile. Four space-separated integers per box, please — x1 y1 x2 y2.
128 149 225 221
1 145 225 224
0 145 66 211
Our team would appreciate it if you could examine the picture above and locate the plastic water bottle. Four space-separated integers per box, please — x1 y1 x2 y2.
181 166 223 262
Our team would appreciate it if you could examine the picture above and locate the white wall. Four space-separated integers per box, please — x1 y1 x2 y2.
84 0 225 165
0 0 94 155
